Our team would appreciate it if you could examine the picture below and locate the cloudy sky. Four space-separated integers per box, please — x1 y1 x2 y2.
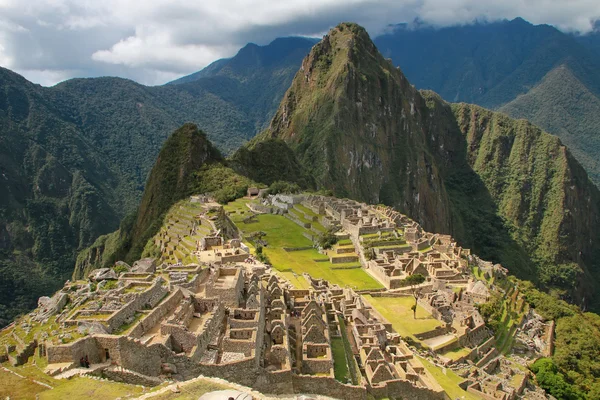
1 0 599 86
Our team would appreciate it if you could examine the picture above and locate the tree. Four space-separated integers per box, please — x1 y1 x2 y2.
402 274 426 319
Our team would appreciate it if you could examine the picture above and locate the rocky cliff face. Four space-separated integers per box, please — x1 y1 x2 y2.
255 23 600 305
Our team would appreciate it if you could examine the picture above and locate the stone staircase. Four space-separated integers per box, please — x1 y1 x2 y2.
53 361 111 380
44 362 74 376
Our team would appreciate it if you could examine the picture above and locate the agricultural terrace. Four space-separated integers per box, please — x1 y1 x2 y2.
225 199 382 290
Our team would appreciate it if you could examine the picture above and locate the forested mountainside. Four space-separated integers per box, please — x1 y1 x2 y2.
374 18 600 186
240 22 600 308
0 37 314 325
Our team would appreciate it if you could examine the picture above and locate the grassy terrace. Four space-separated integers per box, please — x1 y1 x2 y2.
417 356 479 400
226 199 382 290
362 295 440 345
1 355 148 400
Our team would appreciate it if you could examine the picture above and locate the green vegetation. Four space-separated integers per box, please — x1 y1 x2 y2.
265 180 301 195
190 163 257 204
530 358 585 400
337 316 359 385
317 230 338 250
331 337 350 383
518 279 600 397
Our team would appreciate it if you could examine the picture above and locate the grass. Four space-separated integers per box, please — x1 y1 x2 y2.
236 213 382 290
0 358 146 400
417 356 479 400
440 346 472 361
363 295 440 344
338 316 360 385
331 337 350 383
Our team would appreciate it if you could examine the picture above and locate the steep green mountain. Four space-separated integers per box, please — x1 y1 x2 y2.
73 124 256 278
374 18 600 187
499 65 600 184
241 22 600 307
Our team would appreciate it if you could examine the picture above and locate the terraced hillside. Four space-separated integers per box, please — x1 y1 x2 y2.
145 200 218 265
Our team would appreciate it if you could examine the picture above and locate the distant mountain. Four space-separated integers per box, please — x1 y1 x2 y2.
374 18 600 186
0 36 315 325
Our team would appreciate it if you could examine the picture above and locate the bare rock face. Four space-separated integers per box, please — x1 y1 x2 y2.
89 268 118 282
132 258 156 273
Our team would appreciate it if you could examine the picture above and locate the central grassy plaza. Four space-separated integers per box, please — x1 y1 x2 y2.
226 200 382 290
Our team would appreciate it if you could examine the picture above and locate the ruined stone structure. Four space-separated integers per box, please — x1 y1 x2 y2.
2 194 547 399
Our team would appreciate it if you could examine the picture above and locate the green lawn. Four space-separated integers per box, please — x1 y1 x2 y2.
417 356 479 400
331 337 350 383
235 213 382 290
363 295 440 344
440 346 472 361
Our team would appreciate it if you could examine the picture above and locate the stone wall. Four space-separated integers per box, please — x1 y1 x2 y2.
106 278 167 333
161 324 197 353
47 336 102 364
414 326 450 340
102 366 162 386
384 379 449 400
330 255 359 264
129 289 184 338
292 375 367 399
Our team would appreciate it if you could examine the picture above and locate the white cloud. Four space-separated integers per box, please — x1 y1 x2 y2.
0 0 598 86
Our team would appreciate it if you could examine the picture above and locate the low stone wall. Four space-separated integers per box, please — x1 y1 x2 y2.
284 213 311 229
283 246 314 252
384 379 448 400
292 375 366 399
102 366 162 386
47 336 102 364
545 320 555 357
222 338 255 356
330 255 359 264
475 348 498 368
161 324 197 353
415 326 450 340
